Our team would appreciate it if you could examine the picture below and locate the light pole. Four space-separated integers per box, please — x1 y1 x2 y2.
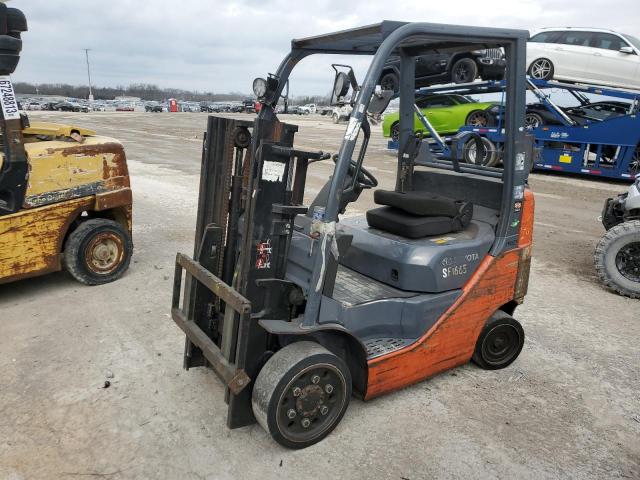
83 48 93 103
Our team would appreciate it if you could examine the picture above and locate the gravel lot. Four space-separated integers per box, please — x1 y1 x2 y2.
1 111 638 480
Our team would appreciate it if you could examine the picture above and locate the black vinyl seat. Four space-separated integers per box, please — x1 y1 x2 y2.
366 190 473 239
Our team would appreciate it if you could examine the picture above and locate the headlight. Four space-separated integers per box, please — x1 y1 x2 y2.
489 105 501 113
253 77 267 99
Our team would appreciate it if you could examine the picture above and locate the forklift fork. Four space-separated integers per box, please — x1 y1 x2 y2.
172 253 251 395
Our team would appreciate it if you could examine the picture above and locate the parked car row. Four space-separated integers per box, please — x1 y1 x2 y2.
380 25 640 142
376 27 640 93
382 90 634 141
22 99 90 112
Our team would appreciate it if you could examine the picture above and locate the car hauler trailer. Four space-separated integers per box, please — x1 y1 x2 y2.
170 21 535 448
408 78 640 180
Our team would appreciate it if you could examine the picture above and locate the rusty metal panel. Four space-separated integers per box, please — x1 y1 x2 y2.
94 188 132 211
0 197 93 283
23 137 130 208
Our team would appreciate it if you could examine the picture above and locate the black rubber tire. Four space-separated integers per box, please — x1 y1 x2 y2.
63 218 133 286
525 112 544 129
380 71 399 93
390 122 400 142
528 58 554 80
252 341 352 449
451 57 478 84
465 109 492 127
472 311 525 370
463 136 498 167
594 220 640 299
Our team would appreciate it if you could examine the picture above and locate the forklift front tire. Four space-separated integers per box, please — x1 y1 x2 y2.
472 311 524 370
64 218 133 286
252 341 352 449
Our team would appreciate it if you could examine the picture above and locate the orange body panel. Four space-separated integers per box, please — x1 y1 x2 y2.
364 189 534 400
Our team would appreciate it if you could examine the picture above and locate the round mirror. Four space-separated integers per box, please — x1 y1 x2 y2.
333 72 350 98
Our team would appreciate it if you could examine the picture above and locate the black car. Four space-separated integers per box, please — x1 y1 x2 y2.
525 100 631 128
145 104 163 112
54 101 89 112
379 49 505 93
285 106 308 115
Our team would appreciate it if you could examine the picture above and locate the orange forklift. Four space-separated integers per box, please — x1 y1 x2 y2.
171 21 534 448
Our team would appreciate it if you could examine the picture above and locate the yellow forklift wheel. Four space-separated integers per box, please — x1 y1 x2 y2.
64 218 132 285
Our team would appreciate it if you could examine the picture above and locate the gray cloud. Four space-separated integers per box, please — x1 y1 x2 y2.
12 0 640 95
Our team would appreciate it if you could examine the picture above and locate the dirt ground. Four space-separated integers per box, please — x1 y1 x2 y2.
1 111 638 480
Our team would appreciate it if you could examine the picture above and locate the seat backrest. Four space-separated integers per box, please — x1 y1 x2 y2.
373 189 461 218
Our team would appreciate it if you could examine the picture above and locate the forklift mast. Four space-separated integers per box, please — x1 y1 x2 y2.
172 21 532 432
0 5 28 216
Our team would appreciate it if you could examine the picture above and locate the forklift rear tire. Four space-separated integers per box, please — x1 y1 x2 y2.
472 311 524 370
64 218 133 286
252 341 352 449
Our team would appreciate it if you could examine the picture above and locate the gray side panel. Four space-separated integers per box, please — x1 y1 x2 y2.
340 215 494 293
319 288 461 341
285 229 314 292
332 265 416 306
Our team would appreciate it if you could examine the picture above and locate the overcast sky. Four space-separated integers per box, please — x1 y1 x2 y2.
11 0 640 96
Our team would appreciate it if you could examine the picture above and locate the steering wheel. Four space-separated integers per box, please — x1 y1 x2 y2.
331 154 378 189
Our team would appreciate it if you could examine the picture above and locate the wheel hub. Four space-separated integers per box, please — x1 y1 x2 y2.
85 232 124 275
276 365 345 442
454 64 469 82
468 113 488 127
615 241 640 283
296 384 325 417
481 324 521 366
531 59 551 79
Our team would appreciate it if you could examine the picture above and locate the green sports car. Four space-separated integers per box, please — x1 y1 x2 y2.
382 94 500 140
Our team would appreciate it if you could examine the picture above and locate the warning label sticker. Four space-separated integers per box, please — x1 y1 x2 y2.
262 161 285 182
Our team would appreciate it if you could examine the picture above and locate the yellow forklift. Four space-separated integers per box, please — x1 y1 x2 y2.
0 5 133 286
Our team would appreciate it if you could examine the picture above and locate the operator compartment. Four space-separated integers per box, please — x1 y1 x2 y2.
340 169 502 293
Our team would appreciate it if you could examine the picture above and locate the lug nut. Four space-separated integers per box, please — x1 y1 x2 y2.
325 384 333 394
320 406 329 415
292 387 301 397
311 375 320 384
301 418 311 428
287 409 297 419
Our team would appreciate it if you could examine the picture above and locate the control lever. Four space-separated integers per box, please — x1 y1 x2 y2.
306 151 331 163
271 145 331 162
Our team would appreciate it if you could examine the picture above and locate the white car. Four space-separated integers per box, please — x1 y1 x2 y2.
527 28 640 90
303 103 317 114
331 104 353 123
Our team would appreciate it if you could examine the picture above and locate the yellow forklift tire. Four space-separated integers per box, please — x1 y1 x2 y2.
63 218 132 286
472 311 524 370
252 341 351 449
